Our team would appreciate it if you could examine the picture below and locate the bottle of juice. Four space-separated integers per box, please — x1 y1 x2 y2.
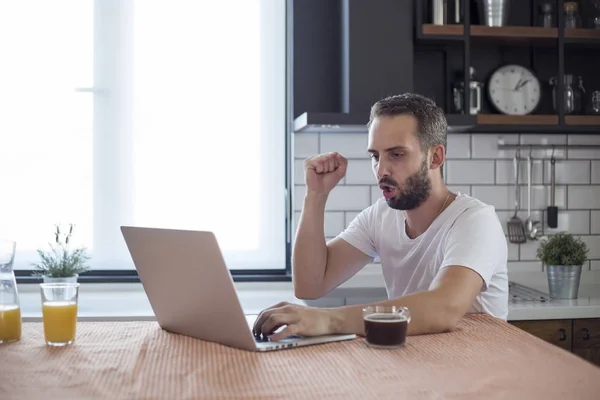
0 240 21 344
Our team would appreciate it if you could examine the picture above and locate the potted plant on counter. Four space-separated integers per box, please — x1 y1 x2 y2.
536 232 589 300
31 223 90 283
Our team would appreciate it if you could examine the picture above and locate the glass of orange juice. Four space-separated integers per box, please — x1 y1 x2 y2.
40 283 79 346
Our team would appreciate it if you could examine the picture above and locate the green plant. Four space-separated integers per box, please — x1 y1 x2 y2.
536 232 589 267
31 223 90 278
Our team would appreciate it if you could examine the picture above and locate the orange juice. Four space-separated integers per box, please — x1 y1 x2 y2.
42 301 77 344
0 304 21 343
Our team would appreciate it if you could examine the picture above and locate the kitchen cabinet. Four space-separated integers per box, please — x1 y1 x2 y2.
510 318 600 367
291 0 600 134
573 319 600 367
414 0 600 134
510 319 572 352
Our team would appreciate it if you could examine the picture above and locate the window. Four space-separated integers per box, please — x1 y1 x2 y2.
0 1 290 277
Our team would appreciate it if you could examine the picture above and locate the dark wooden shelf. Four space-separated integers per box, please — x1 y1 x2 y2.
477 114 558 125
565 29 600 40
565 116 600 125
421 25 600 41
421 24 464 37
420 24 558 44
470 26 557 39
445 114 600 133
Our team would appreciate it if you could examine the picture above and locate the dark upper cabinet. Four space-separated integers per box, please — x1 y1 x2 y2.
291 0 414 132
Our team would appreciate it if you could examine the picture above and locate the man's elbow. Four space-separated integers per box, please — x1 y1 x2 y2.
439 301 468 332
293 284 324 300
426 301 467 333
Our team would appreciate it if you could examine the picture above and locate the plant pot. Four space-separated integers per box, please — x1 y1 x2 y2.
546 265 582 300
42 275 78 284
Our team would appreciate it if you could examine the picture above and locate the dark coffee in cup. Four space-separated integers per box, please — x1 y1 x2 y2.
364 313 408 348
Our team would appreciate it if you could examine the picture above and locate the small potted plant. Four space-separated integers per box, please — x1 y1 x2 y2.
536 232 589 300
31 223 90 283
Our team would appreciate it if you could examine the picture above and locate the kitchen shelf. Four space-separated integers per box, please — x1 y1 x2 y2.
421 25 600 42
420 24 558 44
565 116 600 125
476 114 558 125
445 114 600 133
414 0 599 135
471 26 557 39
421 24 464 37
565 29 600 40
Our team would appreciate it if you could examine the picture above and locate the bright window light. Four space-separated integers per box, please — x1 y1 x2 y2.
0 0 288 272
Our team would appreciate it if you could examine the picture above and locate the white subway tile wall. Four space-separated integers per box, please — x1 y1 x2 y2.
292 131 600 276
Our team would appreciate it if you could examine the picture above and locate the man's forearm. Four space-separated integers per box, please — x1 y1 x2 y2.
328 289 464 337
292 192 329 297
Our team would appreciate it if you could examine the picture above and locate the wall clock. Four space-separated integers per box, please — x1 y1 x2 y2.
487 64 541 115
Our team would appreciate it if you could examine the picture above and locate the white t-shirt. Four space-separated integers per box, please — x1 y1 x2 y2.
337 192 509 320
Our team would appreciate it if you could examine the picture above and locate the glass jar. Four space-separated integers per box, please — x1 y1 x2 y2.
452 67 483 115
588 0 600 29
539 2 554 28
564 2 582 28
0 239 21 344
588 91 600 115
550 74 585 114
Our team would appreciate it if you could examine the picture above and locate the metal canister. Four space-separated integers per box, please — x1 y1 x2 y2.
432 0 447 25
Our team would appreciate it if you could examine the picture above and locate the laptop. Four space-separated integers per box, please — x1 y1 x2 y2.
120 226 357 352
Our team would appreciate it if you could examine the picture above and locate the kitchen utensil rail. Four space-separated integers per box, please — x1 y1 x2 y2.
496 143 600 160
498 144 600 150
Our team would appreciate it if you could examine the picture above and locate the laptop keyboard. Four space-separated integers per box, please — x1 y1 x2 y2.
254 333 270 343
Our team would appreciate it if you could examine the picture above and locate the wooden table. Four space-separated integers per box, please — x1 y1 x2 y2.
1 314 600 399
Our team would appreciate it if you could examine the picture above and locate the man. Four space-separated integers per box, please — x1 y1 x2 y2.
253 93 508 342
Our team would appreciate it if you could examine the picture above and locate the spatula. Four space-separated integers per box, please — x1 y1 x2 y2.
508 154 527 244
547 155 558 228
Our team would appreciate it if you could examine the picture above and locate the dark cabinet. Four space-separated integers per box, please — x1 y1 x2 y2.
511 318 600 367
414 0 600 133
290 0 600 133
511 319 572 352
573 319 600 367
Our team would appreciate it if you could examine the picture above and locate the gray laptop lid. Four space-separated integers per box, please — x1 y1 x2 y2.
120 226 258 351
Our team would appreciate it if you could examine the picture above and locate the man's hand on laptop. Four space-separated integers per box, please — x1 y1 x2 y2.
252 302 337 342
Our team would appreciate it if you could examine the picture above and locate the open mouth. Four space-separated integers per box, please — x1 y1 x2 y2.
379 183 397 199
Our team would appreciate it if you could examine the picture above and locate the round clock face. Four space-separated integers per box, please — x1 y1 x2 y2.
488 65 541 115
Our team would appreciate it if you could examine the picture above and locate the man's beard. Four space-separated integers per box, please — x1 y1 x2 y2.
381 157 431 211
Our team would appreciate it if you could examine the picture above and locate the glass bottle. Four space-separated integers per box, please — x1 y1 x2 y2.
588 91 600 115
452 67 483 115
540 2 554 28
0 239 21 344
564 2 582 29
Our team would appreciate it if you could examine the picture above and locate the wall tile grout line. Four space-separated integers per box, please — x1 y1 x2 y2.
494 159 497 185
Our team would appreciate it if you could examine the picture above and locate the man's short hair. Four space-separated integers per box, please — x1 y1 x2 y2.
368 93 448 153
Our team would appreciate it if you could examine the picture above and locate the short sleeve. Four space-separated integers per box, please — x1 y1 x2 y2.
439 206 507 291
336 204 379 258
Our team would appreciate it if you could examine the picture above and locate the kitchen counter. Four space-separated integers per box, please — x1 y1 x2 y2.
508 272 600 321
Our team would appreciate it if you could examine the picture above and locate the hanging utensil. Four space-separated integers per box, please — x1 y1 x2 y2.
508 152 526 244
547 146 558 228
525 149 540 240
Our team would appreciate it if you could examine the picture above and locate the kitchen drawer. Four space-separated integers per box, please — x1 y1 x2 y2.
510 319 572 352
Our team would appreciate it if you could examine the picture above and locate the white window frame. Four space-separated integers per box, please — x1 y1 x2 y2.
14 0 293 282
